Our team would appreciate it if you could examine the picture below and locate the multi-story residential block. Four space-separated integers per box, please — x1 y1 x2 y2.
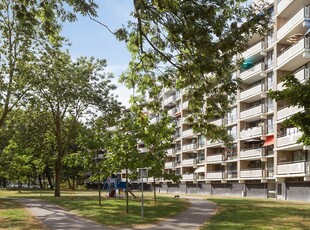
152 0 310 202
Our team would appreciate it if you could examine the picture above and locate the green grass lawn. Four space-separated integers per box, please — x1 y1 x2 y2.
203 197 310 230
0 199 46 229
0 190 189 227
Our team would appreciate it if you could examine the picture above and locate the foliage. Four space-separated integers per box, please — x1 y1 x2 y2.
269 74 310 145
117 0 271 144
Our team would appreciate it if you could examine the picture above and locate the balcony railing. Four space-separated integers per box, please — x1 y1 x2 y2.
277 105 303 120
277 161 310 174
182 129 196 137
240 62 265 82
277 5 310 40
182 101 189 109
163 95 176 106
277 132 302 147
227 170 238 179
240 148 263 158
242 41 264 59
164 162 175 169
210 118 224 126
225 115 237 125
240 126 263 139
166 148 175 156
240 83 265 100
278 68 309 91
207 154 224 162
240 104 265 119
182 143 197 151
240 168 263 178
182 158 197 166
277 37 310 68
277 0 293 14
182 173 195 180
206 171 223 179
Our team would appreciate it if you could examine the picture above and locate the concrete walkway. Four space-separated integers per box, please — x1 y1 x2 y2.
19 197 217 230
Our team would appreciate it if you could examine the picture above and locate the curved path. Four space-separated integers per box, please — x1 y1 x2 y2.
19 197 217 230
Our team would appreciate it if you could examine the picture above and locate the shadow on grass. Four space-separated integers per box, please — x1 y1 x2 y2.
204 198 310 230
0 199 45 229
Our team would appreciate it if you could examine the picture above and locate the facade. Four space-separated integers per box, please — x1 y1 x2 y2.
150 0 310 202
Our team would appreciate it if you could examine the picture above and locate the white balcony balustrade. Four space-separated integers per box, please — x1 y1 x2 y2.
168 108 175 116
166 148 175 156
240 126 263 139
240 83 265 100
277 68 309 91
210 118 224 126
240 148 263 158
182 173 195 180
164 162 175 169
240 104 265 119
150 117 158 124
182 143 197 151
207 154 224 162
277 37 310 70
182 101 189 109
182 158 197 166
240 169 263 178
206 171 223 179
242 41 264 59
163 95 176 106
277 131 302 147
277 161 309 175
277 0 293 14
240 62 265 83
277 106 303 120
182 129 196 137
139 147 148 153
277 6 310 40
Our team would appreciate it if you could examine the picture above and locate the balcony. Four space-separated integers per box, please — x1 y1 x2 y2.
240 168 263 178
182 101 189 109
225 115 237 125
182 158 197 166
240 104 265 120
240 148 263 158
242 41 264 60
240 126 263 139
277 37 310 71
277 68 309 90
164 162 175 169
166 148 175 157
163 95 176 106
138 147 148 153
182 129 197 137
277 105 303 120
277 5 310 41
168 108 175 116
277 132 302 148
210 118 224 126
277 161 309 175
182 143 197 152
207 154 224 162
240 62 265 84
240 83 266 101
182 173 195 181
150 117 158 124
277 0 293 15
206 171 223 179
227 170 238 179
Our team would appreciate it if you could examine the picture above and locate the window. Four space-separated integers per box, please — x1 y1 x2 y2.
266 50 274 69
267 29 274 47
267 72 274 90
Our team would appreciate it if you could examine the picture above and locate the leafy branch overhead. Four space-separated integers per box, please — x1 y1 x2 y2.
116 0 270 144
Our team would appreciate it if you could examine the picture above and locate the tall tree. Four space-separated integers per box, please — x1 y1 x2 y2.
33 47 120 197
269 73 310 145
105 111 144 214
116 0 270 143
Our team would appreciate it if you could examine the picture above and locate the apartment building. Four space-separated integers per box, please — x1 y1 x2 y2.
152 0 310 202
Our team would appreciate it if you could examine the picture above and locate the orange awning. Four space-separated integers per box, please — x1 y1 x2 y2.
263 135 274 146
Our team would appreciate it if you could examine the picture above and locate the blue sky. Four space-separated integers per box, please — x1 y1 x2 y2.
61 0 134 107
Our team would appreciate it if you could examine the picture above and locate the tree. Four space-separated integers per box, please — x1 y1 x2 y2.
105 111 145 214
116 0 270 144
33 47 120 197
269 73 310 145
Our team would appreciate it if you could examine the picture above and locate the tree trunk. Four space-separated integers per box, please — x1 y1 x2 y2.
153 177 157 203
72 176 75 190
45 168 54 190
54 153 62 197
126 168 129 214
67 177 72 189
38 174 43 189
18 178 21 193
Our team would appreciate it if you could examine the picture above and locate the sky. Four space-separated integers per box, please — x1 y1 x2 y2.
61 0 134 108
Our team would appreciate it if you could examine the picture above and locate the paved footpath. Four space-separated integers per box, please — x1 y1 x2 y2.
19 196 217 230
